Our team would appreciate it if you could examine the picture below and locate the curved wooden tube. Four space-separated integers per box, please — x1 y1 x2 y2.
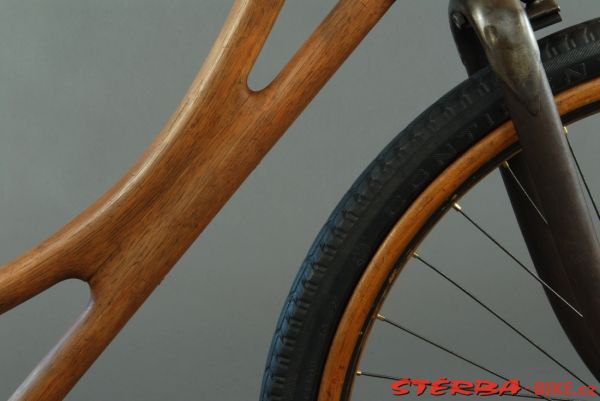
0 0 395 399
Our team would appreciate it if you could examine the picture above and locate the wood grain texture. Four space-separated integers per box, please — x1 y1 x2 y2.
0 0 394 399
317 77 600 400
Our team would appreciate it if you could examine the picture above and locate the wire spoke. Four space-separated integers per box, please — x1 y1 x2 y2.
564 126 600 221
412 252 592 390
452 203 582 317
502 161 548 225
375 314 560 401
357 370 579 401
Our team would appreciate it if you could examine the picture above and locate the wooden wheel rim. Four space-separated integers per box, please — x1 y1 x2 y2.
318 77 600 400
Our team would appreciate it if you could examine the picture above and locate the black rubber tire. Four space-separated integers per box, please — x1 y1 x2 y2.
260 18 600 401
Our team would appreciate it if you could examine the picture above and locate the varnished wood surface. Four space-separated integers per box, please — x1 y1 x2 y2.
0 0 394 399
317 77 600 400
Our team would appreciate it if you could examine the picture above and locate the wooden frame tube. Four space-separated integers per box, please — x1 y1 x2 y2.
0 0 394 399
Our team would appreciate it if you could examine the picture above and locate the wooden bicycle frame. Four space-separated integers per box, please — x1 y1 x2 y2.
0 0 395 399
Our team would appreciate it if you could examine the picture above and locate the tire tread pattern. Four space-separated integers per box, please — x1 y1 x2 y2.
260 19 600 401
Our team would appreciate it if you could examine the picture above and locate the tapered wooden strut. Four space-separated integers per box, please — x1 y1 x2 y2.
0 0 394 399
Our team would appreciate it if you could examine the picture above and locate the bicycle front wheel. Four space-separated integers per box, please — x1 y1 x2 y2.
261 18 600 401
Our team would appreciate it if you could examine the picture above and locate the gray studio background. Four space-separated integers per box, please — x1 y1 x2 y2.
1 1 599 400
